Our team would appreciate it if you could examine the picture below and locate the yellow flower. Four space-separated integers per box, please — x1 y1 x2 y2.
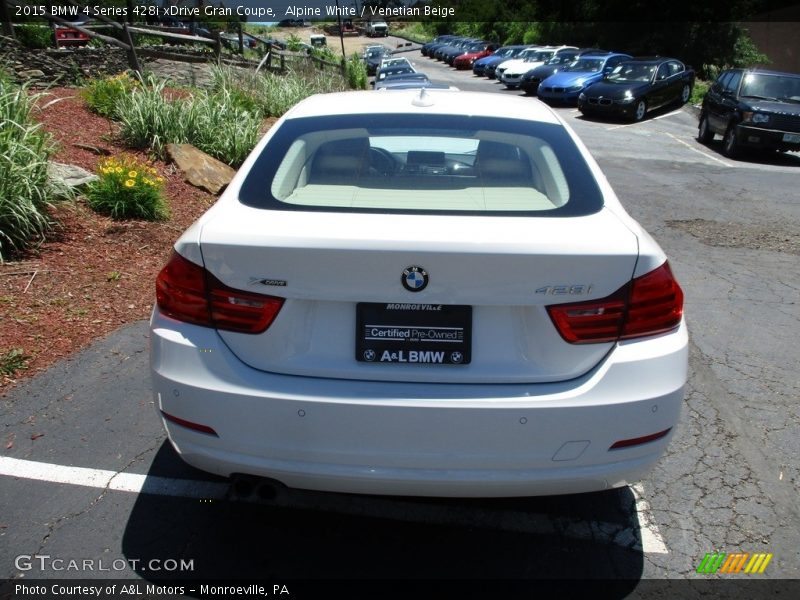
128 171 137 178
125 179 135 188
115 167 123 174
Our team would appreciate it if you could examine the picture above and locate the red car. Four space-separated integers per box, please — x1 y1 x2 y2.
453 42 500 70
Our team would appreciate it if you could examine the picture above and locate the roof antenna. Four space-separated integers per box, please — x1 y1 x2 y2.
412 87 434 107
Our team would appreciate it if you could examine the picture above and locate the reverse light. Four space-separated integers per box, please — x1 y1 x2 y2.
547 261 684 344
156 251 284 334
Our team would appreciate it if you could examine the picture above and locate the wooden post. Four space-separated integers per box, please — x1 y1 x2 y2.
280 52 285 73
121 22 141 74
0 0 14 38
237 21 243 54
214 30 221 59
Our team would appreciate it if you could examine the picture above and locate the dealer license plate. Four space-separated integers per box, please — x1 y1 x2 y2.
356 303 472 365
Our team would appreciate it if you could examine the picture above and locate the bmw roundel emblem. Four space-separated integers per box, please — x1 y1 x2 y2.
402 266 428 292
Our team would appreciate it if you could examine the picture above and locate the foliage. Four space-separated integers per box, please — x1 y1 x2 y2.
0 78 56 261
16 24 53 49
345 53 368 90
0 348 28 377
210 64 351 118
389 22 433 44
81 72 139 118
285 33 304 52
690 80 710 106
114 76 262 166
86 155 168 220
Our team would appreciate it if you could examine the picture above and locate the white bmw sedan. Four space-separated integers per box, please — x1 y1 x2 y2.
150 89 687 497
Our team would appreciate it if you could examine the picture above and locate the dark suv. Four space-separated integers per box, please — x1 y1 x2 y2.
698 68 800 157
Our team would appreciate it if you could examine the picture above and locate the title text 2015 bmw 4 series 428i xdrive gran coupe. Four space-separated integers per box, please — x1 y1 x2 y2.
150 89 687 498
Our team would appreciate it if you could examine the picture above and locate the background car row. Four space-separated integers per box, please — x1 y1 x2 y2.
419 36 696 122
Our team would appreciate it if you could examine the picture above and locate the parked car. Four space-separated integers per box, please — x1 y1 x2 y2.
440 38 482 65
364 46 392 76
453 41 500 70
421 35 456 57
484 45 535 79
498 47 574 89
434 37 476 62
520 48 603 95
54 25 90 48
538 52 632 105
151 89 687 498
374 73 455 91
374 64 416 84
365 20 389 37
472 45 528 77
578 58 695 122
697 68 800 157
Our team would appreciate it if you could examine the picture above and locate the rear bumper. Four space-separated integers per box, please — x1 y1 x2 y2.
150 309 688 497
735 125 800 151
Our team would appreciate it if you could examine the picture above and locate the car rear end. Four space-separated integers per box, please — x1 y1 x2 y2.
151 91 687 497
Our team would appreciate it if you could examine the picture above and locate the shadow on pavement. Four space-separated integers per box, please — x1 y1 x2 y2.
122 443 644 593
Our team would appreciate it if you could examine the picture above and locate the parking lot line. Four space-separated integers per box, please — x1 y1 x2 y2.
652 109 685 121
0 456 668 555
663 131 732 167
0 455 228 499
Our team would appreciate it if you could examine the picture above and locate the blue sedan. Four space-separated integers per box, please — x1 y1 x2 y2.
472 45 528 77
538 52 631 104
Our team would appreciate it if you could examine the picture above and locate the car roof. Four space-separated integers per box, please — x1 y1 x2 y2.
736 68 800 77
286 90 561 125
579 52 628 59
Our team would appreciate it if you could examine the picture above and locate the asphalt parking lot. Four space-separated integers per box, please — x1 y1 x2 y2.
2 43 799 594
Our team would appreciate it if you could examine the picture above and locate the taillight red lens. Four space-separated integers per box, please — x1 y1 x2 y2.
547 262 683 344
620 261 683 340
156 251 284 334
156 251 210 327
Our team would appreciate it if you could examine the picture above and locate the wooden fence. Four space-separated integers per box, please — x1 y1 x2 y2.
4 0 342 75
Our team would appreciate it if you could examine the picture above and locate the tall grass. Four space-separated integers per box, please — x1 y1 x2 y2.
115 77 261 166
0 79 55 261
115 65 353 167
210 64 351 118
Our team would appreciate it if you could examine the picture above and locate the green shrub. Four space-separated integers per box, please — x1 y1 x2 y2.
86 154 168 220
0 79 56 261
115 77 262 166
690 80 710 106
191 91 262 166
210 64 350 118
81 72 139 118
16 24 53 49
345 53 368 90
115 78 195 159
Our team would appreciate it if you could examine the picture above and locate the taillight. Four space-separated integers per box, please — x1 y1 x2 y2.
547 262 683 344
156 251 284 334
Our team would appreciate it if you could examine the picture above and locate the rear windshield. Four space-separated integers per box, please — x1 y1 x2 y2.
239 113 603 217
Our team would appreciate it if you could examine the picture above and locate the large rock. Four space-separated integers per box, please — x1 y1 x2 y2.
47 161 98 190
166 143 236 195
